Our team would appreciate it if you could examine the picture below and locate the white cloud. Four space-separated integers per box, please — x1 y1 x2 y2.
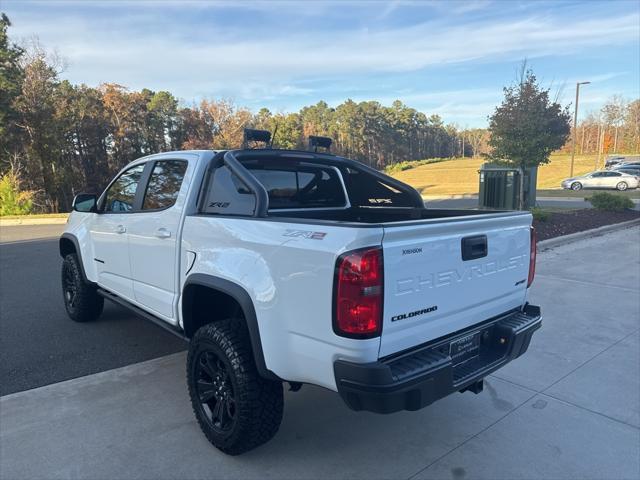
9 6 638 83
3 2 638 126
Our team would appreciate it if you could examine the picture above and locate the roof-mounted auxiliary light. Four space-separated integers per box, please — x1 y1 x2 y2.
242 128 272 149
309 135 332 153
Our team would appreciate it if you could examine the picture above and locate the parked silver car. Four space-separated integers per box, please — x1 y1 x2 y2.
561 170 639 191
605 155 640 169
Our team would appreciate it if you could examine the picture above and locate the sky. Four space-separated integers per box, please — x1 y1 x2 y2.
3 0 639 127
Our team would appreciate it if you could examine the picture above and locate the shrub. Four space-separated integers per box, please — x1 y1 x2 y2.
384 157 450 175
587 192 634 212
530 207 551 222
0 168 35 216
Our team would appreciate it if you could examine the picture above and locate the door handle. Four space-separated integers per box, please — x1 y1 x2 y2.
154 227 172 239
115 225 126 234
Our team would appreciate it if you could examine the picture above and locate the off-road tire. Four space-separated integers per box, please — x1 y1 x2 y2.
61 253 104 322
616 181 628 191
187 319 284 455
571 182 582 191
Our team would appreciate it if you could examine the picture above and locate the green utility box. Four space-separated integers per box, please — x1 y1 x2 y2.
478 164 537 210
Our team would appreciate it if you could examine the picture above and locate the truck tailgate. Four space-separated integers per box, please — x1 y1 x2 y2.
380 213 532 358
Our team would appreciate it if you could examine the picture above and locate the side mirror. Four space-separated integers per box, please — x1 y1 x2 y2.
72 193 97 213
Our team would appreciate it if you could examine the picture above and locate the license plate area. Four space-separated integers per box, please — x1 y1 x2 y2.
450 331 481 366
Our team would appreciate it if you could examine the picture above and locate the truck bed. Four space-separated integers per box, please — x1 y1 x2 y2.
268 206 521 225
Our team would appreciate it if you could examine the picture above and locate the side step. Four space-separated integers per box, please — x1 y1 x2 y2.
97 288 187 341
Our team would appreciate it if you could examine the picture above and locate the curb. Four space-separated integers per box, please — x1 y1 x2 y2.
422 194 478 200
422 195 640 204
537 196 640 203
538 218 640 251
0 217 68 226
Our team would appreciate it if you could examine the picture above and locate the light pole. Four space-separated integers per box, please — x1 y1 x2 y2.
570 81 591 177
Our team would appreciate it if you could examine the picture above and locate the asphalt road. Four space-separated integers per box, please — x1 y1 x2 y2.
0 223 66 243
0 225 186 395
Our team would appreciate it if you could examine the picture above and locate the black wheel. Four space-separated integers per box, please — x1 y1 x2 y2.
61 253 104 322
571 182 582 191
616 181 628 191
187 319 283 455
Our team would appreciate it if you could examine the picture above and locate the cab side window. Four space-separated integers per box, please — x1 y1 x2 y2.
142 160 188 210
103 164 146 213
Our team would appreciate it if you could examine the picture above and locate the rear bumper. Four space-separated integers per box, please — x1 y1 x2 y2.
334 304 541 414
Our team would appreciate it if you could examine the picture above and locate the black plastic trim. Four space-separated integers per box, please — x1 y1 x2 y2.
59 233 90 282
334 304 542 414
97 288 187 341
182 273 279 381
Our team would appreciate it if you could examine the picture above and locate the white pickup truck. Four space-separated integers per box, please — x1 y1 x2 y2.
60 131 541 455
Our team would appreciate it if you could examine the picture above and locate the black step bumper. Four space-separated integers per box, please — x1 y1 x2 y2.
334 304 541 414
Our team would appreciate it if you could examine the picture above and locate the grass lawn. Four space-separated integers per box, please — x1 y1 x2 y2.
391 153 609 196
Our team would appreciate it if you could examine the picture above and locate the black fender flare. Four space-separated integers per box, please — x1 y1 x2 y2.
182 273 279 381
59 233 90 282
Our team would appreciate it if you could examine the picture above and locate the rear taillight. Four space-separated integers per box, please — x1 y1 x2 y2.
333 247 383 338
527 227 537 288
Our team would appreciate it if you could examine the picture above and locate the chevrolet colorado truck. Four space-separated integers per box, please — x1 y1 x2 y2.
60 131 541 455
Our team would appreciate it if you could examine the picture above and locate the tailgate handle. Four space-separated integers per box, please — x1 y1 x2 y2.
461 235 487 261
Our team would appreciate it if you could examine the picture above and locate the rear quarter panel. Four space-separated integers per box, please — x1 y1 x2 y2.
181 216 384 390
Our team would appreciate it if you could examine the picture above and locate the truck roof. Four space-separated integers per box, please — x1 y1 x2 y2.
139 148 345 163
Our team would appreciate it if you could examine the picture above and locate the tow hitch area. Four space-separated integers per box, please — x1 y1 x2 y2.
460 379 484 394
334 304 541 414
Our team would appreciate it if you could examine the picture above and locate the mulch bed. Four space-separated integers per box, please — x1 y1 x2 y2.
534 209 640 241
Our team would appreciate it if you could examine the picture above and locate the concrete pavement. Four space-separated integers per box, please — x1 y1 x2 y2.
1 226 638 479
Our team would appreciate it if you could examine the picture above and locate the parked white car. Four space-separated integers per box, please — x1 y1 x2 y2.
561 170 639 191
60 130 541 455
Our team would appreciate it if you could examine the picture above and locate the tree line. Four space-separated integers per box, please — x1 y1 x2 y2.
565 96 640 159
1 14 479 213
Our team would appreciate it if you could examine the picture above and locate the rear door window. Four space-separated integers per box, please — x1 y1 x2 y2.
142 160 188 210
